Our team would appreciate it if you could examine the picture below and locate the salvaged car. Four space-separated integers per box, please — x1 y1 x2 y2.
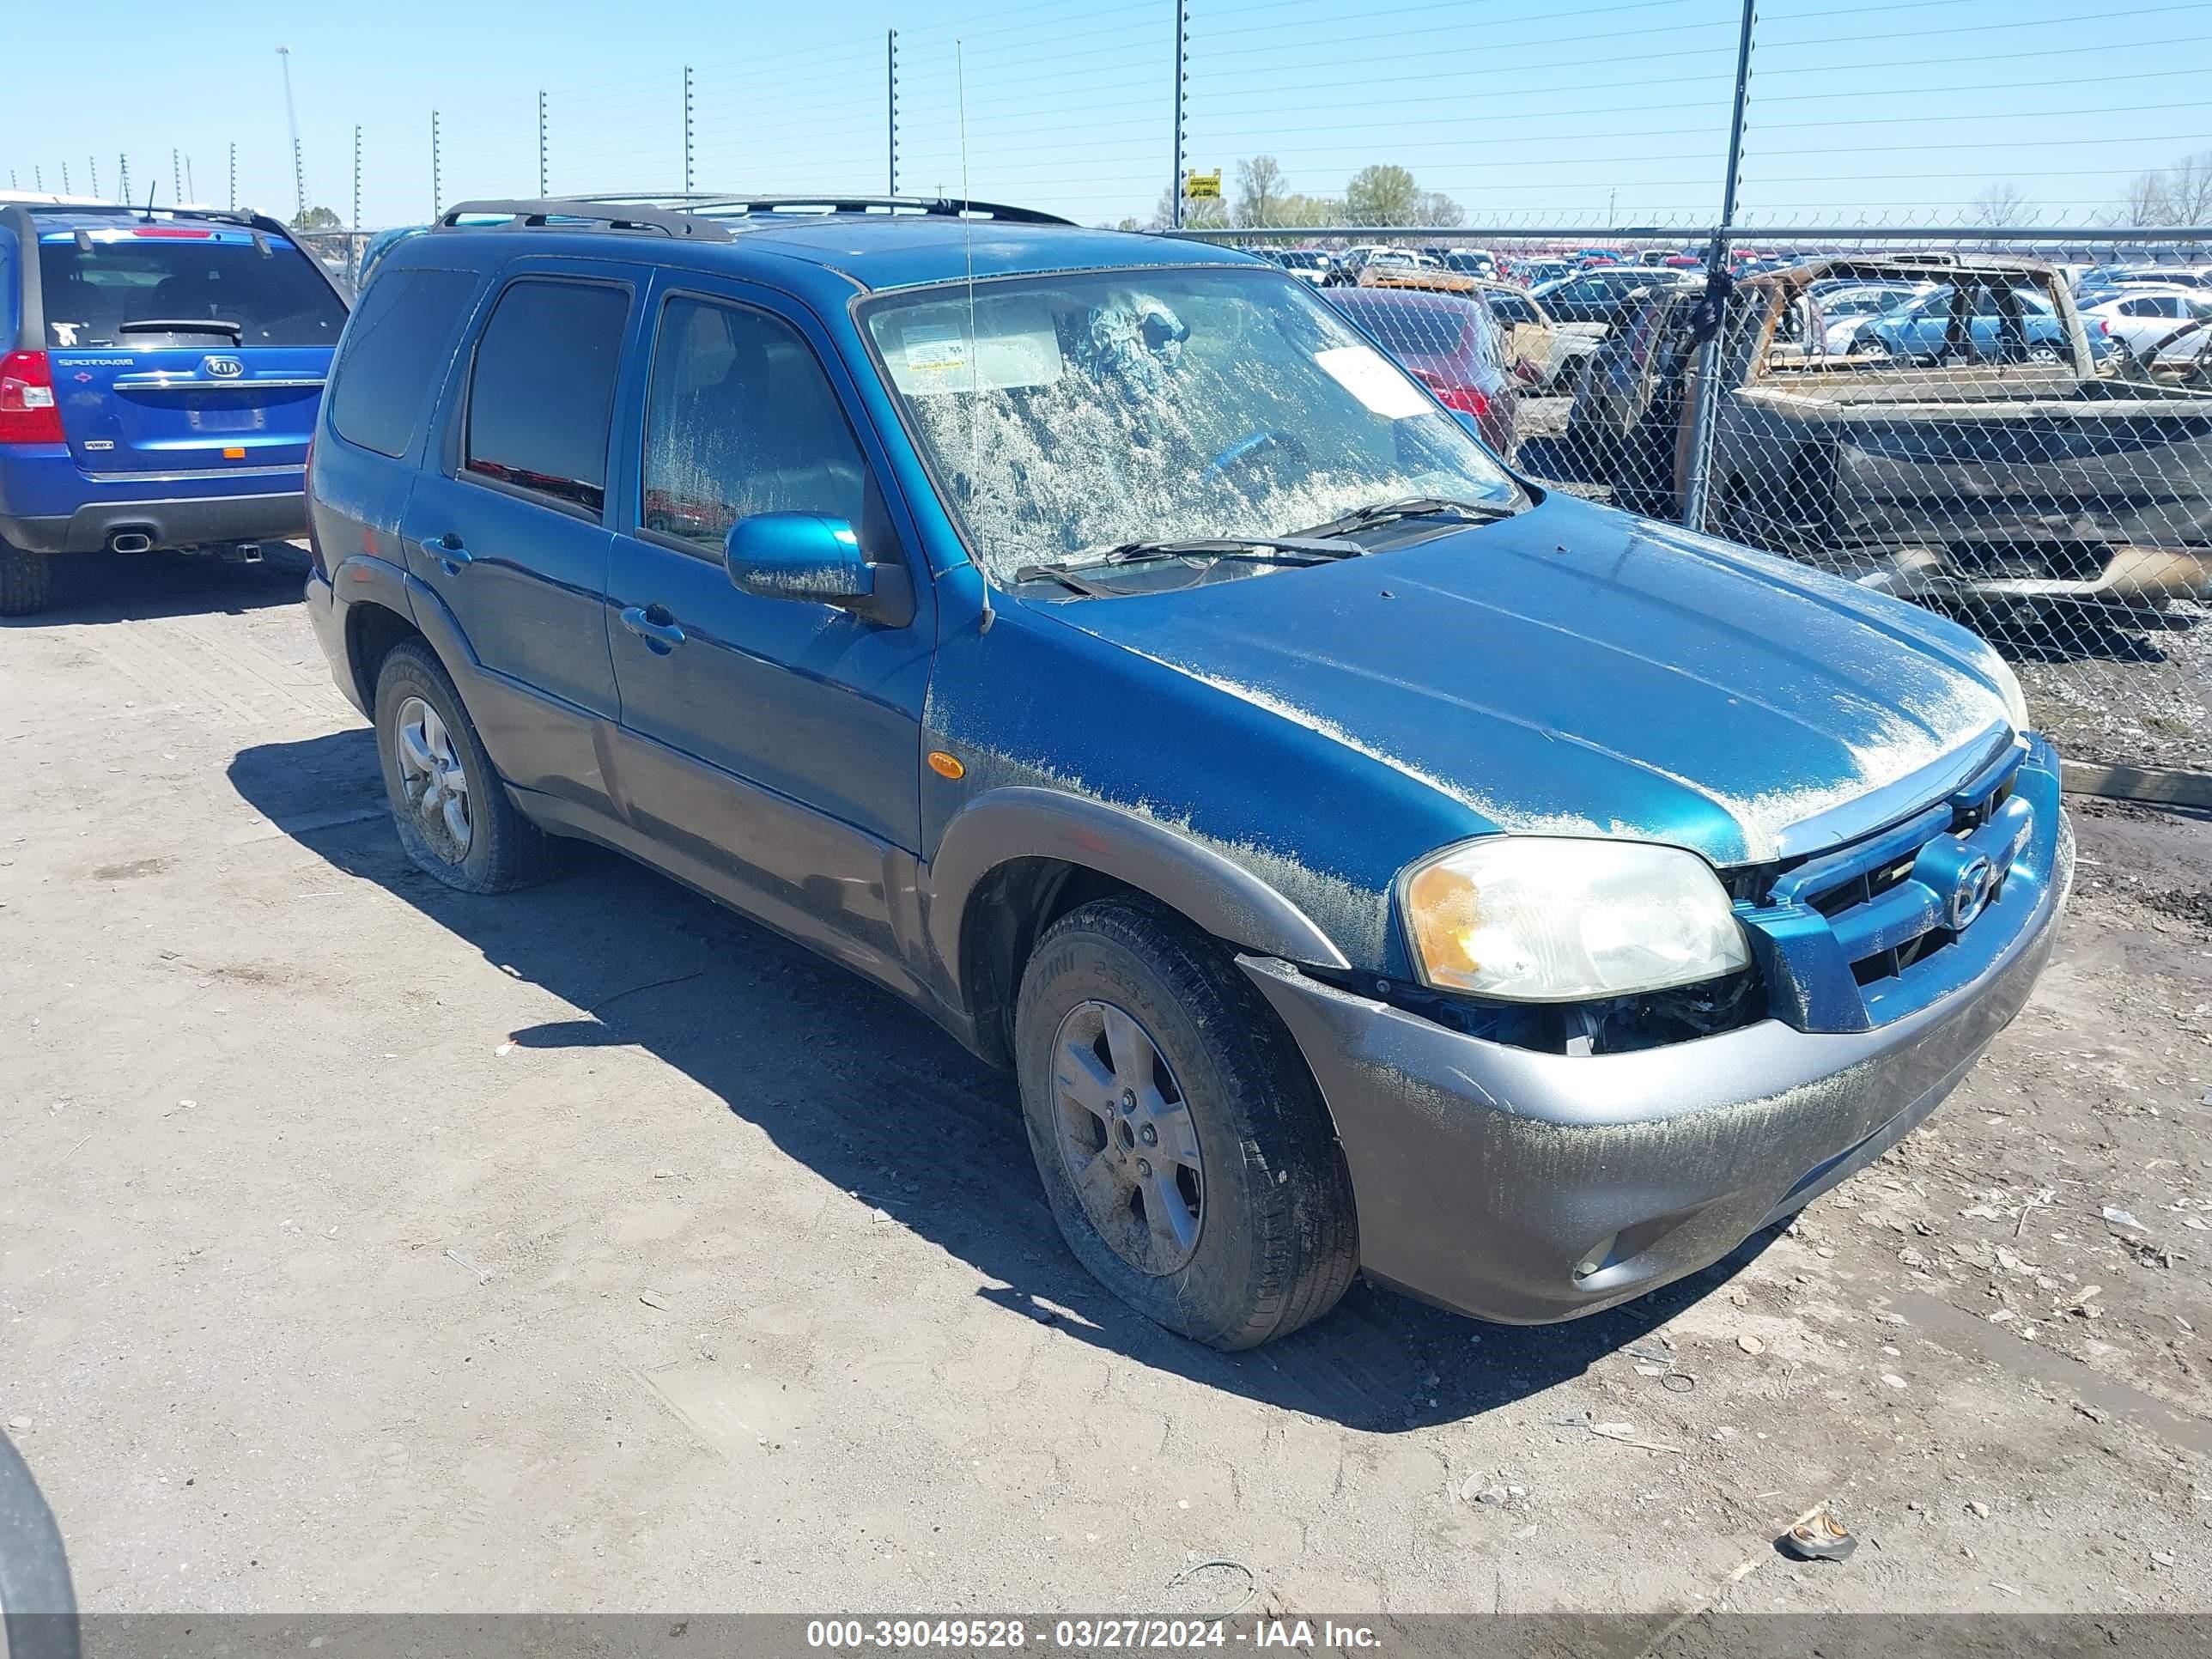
1564 254 2212 619
307 200 2069 1349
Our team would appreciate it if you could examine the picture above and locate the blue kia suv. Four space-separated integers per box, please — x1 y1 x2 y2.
303 198 2069 1348
0 199 349 615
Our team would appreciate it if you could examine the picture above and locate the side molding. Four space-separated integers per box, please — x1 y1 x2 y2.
924 787 1352 1000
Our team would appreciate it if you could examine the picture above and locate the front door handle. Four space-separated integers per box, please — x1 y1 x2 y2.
421 534 471 574
619 605 687 651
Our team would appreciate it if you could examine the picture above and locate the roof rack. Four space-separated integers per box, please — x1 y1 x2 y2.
437 199 735 242
3 200 271 231
565 192 1074 228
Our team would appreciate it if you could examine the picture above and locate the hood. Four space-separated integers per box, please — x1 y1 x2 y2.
1040 493 2019 868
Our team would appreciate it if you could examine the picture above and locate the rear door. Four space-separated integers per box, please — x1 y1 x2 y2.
399 264 635 816
36 222 348 476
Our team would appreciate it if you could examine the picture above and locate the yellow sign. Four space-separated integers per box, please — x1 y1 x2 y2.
1183 170 1221 200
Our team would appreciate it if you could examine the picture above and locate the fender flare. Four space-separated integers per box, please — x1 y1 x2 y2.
331 551 486 702
924 787 1351 1007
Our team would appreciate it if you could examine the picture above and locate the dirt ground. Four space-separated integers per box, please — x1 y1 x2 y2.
3 547 2210 1618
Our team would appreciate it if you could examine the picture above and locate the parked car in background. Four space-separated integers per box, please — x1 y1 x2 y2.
1326 286 1518 457
1791 279 1932 357
1271 247 1334 286
2080 264 2210 292
1508 257 1576 289
1850 280 2073 364
1439 249 1498 279
0 199 350 614
1565 254 2212 623
1480 283 1607 392
2078 289 2212 362
1322 244 1395 286
1356 249 1479 295
1533 266 1696 327
306 197 2063 1350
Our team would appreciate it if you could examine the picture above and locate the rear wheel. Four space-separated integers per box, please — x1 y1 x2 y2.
0 541 54 617
372 639 557 893
1014 896 1358 1349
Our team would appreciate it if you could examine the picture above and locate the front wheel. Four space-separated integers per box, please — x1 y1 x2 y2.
0 540 55 617
1015 896 1358 1349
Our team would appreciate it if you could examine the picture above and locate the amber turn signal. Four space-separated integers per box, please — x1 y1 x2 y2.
927 750 966 780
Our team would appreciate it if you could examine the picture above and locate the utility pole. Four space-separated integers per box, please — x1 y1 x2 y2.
538 91 549 197
33 167 43 191
118 155 131 202
1681 0 1758 534
173 149 182 205
228 143 237 210
352 126 362 230
886 30 899 196
431 111 442 218
1170 0 1188 231
683 66 695 196
89 156 100 198
185 155 197 203
276 46 307 220
61 162 70 195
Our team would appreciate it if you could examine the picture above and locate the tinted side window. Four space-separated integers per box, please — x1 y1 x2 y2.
641 296 868 553
465 279 629 514
329 268 478 459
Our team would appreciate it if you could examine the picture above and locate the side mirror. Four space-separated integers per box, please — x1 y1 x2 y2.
724 512 915 627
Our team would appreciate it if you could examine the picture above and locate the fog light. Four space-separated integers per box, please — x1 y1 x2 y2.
1573 1233 1620 1283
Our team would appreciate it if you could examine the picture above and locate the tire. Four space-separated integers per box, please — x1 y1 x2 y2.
1014 896 1358 1349
372 638 557 894
0 540 54 617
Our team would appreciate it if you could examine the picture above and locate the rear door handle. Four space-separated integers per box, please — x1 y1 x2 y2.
421 534 471 572
619 605 687 650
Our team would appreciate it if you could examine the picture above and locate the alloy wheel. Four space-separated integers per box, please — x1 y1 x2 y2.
393 695 472 862
1049 1000 1206 1276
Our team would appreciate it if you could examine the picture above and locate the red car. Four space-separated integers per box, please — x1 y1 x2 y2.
1327 289 1519 459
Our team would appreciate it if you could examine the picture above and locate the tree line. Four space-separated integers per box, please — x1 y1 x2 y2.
1115 157 1464 234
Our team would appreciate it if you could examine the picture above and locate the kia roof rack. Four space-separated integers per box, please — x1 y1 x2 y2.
568 192 1075 228
436 199 736 242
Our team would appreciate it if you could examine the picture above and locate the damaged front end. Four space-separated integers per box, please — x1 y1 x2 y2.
1237 735 2070 1324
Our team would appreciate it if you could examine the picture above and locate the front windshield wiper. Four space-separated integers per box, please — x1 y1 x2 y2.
1295 496 1520 541
1013 534 1364 592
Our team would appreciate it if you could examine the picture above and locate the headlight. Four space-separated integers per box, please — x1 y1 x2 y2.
1987 656 2030 733
1401 837 1751 1003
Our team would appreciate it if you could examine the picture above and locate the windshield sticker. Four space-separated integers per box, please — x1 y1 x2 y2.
50 322 81 347
902 323 971 378
1315 344 1433 419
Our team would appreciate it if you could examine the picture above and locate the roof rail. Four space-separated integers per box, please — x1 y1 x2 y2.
569 192 1074 228
437 199 735 242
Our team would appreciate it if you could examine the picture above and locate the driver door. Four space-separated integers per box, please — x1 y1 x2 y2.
602 280 934 986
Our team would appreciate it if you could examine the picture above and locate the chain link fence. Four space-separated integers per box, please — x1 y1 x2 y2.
1167 222 2212 781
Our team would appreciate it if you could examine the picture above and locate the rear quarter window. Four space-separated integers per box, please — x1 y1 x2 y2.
36 233 347 348
329 268 481 459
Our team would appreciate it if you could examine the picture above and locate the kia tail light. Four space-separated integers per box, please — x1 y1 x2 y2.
0 351 64 445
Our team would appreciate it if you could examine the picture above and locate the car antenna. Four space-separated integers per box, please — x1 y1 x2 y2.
957 39 994 635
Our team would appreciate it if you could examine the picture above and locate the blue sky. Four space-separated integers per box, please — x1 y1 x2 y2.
5 0 2209 231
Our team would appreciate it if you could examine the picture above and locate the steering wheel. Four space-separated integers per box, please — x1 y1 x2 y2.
1203 428 1310 483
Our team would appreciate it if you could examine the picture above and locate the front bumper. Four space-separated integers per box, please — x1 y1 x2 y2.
1239 798 2073 1327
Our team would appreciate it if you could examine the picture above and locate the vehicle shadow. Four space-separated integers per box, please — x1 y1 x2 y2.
0 544 310 628
228 726 1783 1432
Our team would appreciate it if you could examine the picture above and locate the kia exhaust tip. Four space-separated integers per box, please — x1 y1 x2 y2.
107 530 153 554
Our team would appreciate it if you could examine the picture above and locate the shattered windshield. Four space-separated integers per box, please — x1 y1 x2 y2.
860 266 1518 586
